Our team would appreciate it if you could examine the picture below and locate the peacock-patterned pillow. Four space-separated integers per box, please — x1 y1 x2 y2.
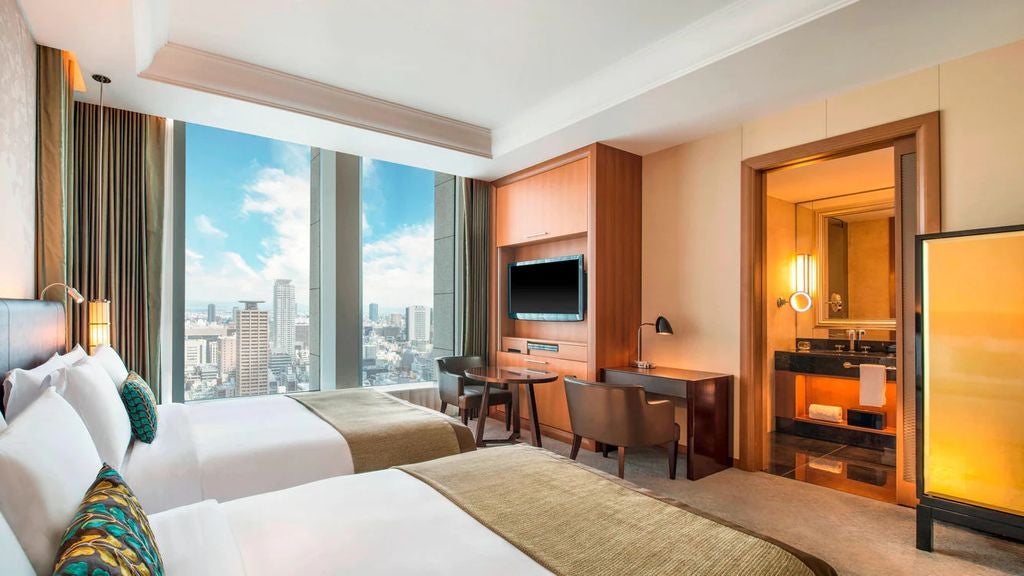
121 371 158 443
53 464 164 576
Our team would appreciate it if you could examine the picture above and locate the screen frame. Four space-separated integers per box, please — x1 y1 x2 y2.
914 223 1024 541
507 254 586 322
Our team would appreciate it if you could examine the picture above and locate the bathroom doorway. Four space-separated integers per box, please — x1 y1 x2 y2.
737 113 941 508
764 148 898 503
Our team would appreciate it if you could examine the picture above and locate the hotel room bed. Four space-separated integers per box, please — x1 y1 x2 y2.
148 445 836 576
124 390 475 513
0 299 475 514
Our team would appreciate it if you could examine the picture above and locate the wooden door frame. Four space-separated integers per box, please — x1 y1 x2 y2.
738 113 941 496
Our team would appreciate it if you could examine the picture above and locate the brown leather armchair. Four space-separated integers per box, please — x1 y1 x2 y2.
564 376 680 479
436 356 512 429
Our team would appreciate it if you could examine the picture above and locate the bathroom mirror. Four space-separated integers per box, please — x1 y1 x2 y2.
813 199 897 329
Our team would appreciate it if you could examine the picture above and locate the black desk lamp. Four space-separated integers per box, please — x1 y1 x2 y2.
633 316 673 369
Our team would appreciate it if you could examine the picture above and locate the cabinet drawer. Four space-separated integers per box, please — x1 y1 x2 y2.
495 158 588 247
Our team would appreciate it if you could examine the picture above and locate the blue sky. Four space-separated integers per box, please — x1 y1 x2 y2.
185 123 434 315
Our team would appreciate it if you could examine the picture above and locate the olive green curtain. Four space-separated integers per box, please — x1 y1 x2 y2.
71 102 165 393
459 177 490 360
35 46 74 307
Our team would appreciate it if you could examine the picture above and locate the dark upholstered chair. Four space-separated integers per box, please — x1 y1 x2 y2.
436 356 512 429
564 376 680 479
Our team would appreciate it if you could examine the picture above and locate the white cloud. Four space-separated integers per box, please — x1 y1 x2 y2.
361 212 372 236
362 223 434 310
185 247 204 273
241 166 311 301
186 145 311 307
185 250 269 304
195 214 228 239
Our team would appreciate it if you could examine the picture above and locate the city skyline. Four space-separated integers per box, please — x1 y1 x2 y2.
183 122 437 399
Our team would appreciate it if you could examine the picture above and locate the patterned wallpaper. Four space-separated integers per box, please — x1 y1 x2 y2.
0 0 35 298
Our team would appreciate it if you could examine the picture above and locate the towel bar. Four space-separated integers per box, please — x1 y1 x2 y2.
843 361 896 371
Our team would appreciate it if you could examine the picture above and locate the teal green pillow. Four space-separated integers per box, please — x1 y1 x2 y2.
120 372 158 443
53 464 164 576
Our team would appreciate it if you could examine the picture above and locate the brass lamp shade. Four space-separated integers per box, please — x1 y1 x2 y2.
88 299 111 354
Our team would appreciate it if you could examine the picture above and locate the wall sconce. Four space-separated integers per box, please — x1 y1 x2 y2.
88 299 111 354
777 253 813 312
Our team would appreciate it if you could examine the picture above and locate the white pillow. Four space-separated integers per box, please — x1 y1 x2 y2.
58 344 87 367
0 510 33 576
63 357 132 470
1 353 66 421
0 388 102 575
90 345 130 390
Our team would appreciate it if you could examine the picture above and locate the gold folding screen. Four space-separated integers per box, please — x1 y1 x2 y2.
920 229 1024 516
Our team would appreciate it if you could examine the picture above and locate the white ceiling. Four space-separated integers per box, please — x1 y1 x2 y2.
17 0 1024 179
164 0 727 129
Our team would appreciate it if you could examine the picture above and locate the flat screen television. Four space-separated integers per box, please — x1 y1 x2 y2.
507 254 586 321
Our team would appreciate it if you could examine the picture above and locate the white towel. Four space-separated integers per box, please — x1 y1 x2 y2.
859 364 887 407
808 403 843 423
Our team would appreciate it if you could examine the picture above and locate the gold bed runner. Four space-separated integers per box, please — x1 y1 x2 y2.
399 445 835 576
289 389 475 473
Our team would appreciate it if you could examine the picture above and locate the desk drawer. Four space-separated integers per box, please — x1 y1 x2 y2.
601 369 687 398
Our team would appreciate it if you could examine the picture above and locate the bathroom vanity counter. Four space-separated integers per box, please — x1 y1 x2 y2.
774 349 897 450
775 350 896 381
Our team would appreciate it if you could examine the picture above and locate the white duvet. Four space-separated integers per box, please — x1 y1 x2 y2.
123 395 353 513
150 469 549 576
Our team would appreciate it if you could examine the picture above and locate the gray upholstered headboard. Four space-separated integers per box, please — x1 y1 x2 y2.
0 298 67 378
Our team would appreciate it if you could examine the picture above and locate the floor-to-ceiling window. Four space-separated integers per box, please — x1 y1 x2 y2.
181 123 315 400
359 159 436 386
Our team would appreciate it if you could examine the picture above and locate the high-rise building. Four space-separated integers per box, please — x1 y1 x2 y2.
184 338 207 369
272 279 297 357
295 318 310 348
237 301 269 396
207 303 216 323
207 340 220 366
405 305 430 342
369 302 379 322
218 334 237 380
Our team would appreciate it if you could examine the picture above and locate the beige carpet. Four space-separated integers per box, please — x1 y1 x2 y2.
479 419 1023 576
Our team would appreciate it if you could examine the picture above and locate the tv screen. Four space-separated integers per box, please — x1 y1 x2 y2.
508 255 585 321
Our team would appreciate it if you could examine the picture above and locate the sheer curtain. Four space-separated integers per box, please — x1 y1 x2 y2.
71 102 166 392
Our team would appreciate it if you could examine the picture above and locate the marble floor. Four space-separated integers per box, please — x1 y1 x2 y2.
478 418 1024 576
767 431 897 504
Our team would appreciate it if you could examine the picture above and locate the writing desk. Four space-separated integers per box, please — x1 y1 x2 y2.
600 366 732 480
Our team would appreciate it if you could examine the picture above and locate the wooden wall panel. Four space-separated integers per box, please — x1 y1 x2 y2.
488 143 642 448
590 144 643 371
495 158 588 247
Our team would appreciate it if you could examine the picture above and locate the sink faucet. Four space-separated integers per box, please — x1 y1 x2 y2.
847 329 867 351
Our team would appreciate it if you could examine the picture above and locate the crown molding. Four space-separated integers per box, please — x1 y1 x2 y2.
140 43 492 158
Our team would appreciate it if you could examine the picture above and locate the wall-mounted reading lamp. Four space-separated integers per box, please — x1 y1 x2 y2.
777 253 813 313
39 283 85 304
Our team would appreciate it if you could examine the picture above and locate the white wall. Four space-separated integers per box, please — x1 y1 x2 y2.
643 39 1024 456
0 0 36 298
